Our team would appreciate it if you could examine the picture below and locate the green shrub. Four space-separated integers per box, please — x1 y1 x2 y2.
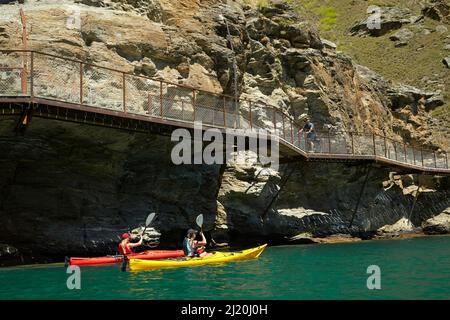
257 0 270 9
317 6 337 31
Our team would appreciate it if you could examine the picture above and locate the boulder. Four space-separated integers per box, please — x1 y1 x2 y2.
443 56 450 68
321 38 337 50
130 226 161 247
0 244 19 259
424 94 445 110
286 232 316 244
0 244 21 266
247 4 323 50
422 208 450 234
436 25 449 33
387 84 442 109
422 0 450 23
390 28 414 46
259 0 292 18
350 6 422 36
355 64 392 92
377 217 414 235
133 57 157 77
281 48 311 71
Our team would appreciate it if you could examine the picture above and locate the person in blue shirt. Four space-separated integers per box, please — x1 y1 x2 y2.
299 117 317 152
183 229 211 258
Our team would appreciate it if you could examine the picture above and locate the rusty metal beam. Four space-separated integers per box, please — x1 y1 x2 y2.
19 7 28 95
349 163 372 228
13 104 33 134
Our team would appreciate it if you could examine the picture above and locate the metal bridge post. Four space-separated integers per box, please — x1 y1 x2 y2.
79 62 83 105
20 8 28 96
234 104 239 129
394 142 397 161
30 51 34 99
272 107 277 135
403 143 407 163
413 147 416 165
328 130 331 154
372 134 376 155
122 73 126 113
349 163 372 228
290 120 294 144
192 89 196 122
223 96 227 128
446 152 449 169
421 148 424 167
282 114 286 139
159 81 163 118
181 100 185 120
147 94 152 115
298 129 302 149
351 132 354 154
384 134 387 158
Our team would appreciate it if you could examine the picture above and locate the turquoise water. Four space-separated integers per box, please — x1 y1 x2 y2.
1 236 449 300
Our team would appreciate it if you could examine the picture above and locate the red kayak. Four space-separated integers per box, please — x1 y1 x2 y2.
69 250 185 266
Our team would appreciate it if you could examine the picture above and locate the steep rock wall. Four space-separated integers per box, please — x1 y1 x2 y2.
0 0 449 265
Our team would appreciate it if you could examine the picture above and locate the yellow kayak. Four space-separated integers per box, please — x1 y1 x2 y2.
129 244 267 271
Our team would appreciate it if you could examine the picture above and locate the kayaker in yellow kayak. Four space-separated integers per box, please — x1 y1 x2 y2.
119 233 143 255
183 229 212 258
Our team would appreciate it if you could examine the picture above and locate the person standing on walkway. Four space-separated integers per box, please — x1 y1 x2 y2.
299 117 317 152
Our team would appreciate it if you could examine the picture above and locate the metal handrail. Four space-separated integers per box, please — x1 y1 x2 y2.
0 49 448 171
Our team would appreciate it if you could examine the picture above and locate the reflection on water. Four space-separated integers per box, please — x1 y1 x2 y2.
124 258 276 299
1 236 449 299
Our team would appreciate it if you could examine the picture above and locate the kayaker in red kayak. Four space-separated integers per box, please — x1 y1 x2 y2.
118 233 143 255
183 229 212 258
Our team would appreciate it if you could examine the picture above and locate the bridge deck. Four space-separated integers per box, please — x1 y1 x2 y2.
0 50 448 175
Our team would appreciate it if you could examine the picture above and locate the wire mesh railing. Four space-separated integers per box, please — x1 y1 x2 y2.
0 49 448 171
0 51 30 96
34 52 80 104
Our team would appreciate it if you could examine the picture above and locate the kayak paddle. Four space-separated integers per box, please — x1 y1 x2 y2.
141 212 156 236
196 214 204 232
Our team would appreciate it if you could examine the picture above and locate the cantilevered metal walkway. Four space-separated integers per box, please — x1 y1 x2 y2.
0 49 449 174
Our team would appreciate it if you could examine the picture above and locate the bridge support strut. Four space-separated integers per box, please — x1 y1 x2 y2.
348 163 372 228
261 163 298 219
14 104 33 134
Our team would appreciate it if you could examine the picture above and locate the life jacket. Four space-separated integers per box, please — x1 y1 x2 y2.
183 238 198 257
118 240 134 255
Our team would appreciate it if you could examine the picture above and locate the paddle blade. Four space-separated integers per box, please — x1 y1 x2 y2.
196 214 204 228
146 212 156 227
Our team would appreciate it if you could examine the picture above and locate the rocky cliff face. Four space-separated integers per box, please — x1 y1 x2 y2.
0 0 449 265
